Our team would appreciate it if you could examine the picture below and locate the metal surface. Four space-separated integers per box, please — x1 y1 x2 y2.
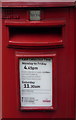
2 4 75 119
30 10 40 21
2 2 76 7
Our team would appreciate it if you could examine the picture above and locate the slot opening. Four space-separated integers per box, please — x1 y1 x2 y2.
9 26 63 46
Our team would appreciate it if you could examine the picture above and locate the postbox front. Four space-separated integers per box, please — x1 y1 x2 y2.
2 2 75 119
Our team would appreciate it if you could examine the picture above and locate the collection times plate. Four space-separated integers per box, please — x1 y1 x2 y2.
19 58 52 107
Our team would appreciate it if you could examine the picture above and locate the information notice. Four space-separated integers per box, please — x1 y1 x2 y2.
19 58 52 107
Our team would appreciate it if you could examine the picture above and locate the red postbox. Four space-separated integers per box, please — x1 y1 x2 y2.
2 1 75 119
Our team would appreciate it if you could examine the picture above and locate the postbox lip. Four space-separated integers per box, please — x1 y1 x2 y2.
1 1 76 8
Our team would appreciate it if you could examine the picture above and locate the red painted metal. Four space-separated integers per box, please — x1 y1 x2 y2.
5 20 66 26
2 2 76 7
2 3 75 119
5 20 65 47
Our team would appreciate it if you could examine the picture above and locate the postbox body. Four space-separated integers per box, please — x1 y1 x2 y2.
2 2 75 119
